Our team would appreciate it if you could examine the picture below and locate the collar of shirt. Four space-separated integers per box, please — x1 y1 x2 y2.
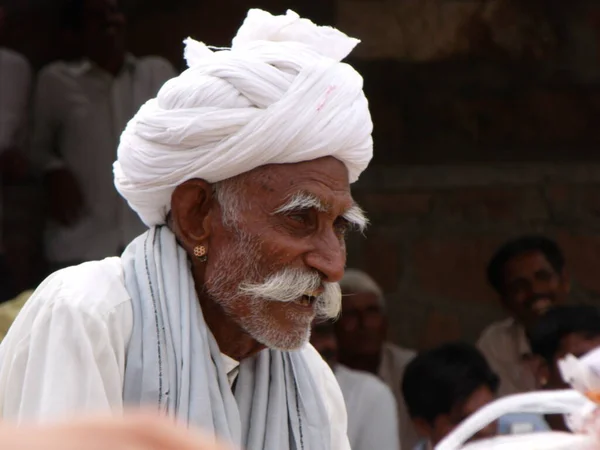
68 53 137 77
221 352 240 387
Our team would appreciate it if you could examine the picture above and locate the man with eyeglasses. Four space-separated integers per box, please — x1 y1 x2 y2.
335 269 418 450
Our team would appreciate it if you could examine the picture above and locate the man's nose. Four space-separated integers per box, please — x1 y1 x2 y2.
304 230 346 283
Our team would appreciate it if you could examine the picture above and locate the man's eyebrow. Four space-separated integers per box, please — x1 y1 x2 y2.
273 191 328 215
343 204 368 233
273 191 369 233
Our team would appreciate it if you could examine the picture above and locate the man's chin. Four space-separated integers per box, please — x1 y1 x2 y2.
247 324 311 352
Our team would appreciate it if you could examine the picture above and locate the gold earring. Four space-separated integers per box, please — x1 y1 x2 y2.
193 245 207 262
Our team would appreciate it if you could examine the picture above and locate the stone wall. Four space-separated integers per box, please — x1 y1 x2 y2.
347 165 600 350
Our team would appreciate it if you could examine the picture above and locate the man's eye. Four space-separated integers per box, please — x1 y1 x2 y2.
287 213 308 224
334 218 351 236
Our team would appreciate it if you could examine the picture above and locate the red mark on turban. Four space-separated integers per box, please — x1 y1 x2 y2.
316 85 337 111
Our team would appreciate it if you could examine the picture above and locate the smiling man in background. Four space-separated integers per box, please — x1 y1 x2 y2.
0 9 373 450
477 235 571 396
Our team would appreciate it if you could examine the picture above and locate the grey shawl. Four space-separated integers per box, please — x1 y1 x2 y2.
121 226 331 450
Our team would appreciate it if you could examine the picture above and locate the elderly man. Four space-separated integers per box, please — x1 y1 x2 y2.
0 9 373 450
310 319 400 450
335 268 418 449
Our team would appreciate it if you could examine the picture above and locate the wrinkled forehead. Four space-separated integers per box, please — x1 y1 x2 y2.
242 156 353 208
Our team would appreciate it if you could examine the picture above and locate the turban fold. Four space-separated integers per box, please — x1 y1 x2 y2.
114 9 373 227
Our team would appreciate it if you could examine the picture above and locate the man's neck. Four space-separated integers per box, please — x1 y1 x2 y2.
338 351 381 375
89 51 126 76
197 292 265 361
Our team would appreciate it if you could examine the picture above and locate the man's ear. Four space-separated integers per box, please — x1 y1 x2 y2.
170 179 214 251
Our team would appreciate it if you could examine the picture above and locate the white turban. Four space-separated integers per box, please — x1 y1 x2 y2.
114 9 373 227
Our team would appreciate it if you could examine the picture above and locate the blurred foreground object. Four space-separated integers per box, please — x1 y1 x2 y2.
0 412 235 450
436 347 600 449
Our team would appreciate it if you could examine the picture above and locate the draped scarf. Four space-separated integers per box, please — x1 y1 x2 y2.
121 226 331 450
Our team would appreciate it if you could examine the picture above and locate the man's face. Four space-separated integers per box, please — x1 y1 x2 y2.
310 321 338 368
427 386 498 446
502 251 570 329
203 157 365 351
81 0 126 55
335 291 386 357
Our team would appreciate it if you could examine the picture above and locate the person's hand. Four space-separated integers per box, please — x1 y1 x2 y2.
0 412 236 450
45 168 85 226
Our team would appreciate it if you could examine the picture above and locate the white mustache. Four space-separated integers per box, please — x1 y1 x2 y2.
238 268 342 319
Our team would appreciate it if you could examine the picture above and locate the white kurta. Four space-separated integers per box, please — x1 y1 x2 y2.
477 318 537 397
335 364 400 450
0 258 350 449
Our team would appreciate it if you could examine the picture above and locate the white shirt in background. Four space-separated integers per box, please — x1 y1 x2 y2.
477 318 537 397
335 364 400 450
29 55 176 263
379 341 420 450
0 257 350 450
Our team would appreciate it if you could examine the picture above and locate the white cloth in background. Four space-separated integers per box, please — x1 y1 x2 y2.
0 257 349 450
477 318 537 396
114 9 373 227
335 364 400 450
0 48 32 254
29 54 176 263
379 342 420 450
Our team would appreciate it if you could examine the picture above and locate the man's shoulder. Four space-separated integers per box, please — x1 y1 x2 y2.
383 341 416 365
134 55 176 77
0 48 30 72
36 60 86 91
336 364 393 397
477 318 515 345
39 60 79 78
27 258 131 317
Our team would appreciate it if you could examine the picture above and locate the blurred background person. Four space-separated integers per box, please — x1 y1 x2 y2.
402 342 549 450
28 0 176 273
335 268 419 450
0 412 235 450
478 235 571 396
311 319 400 450
528 304 600 431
